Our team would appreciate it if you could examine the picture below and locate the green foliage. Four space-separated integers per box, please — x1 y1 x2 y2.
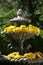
40 30 43 38
0 34 8 54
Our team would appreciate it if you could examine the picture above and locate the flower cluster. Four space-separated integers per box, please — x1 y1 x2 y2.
5 52 43 60
4 25 40 36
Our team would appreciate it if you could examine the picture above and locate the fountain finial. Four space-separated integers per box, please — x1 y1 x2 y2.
17 9 23 16
10 9 31 26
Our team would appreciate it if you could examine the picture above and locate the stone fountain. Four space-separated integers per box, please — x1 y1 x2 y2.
1 9 36 55
2 9 36 55
0 9 43 65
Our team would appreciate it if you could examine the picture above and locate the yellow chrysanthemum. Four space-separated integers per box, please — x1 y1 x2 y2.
20 25 26 28
23 52 36 60
4 25 40 36
4 25 16 32
36 28 40 36
5 52 43 60
20 25 27 32
12 27 20 32
35 52 43 58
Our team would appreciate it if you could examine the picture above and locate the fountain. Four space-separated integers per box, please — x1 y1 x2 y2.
0 9 42 65
3 9 37 55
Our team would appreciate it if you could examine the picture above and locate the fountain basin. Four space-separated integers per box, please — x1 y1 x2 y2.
0 57 43 65
0 32 36 54
2 32 35 40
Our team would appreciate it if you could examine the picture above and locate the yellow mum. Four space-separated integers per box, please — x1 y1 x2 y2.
23 52 36 60
5 52 43 60
12 27 21 32
4 25 40 36
20 25 27 32
4 25 16 32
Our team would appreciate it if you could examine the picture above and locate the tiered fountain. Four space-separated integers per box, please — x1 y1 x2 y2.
0 9 43 65
4 9 35 55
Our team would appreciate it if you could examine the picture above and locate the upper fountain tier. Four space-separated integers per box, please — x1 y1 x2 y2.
10 9 31 25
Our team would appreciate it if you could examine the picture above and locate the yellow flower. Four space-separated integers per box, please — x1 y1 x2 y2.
12 27 20 32
23 52 36 60
4 27 9 32
36 52 43 58
20 25 27 32
36 28 40 36
20 25 26 28
5 52 43 60
7 54 15 58
4 25 16 32
4 25 40 36
13 55 21 59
